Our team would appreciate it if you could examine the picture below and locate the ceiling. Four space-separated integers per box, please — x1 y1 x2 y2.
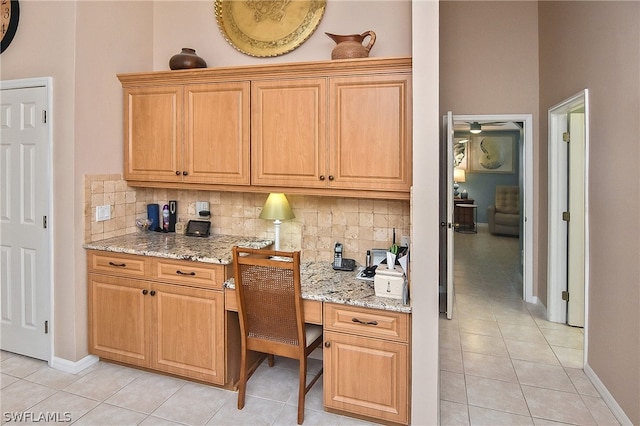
453 120 522 133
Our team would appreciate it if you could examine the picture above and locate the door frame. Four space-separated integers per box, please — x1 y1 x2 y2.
451 114 534 303
547 90 589 337
1 77 54 361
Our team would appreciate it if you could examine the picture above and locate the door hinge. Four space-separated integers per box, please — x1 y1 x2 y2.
561 291 570 302
42 110 47 124
43 216 48 229
562 211 570 222
563 132 570 142
44 320 49 334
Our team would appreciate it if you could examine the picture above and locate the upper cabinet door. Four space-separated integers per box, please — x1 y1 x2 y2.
124 86 183 182
329 74 412 191
251 78 328 188
184 82 251 185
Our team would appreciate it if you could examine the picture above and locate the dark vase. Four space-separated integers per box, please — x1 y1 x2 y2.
169 48 207 70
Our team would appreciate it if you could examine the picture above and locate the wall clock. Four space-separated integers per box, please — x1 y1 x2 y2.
1 0 19 54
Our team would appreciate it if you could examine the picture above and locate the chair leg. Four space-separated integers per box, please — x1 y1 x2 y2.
267 353 275 367
237 350 247 410
297 357 307 424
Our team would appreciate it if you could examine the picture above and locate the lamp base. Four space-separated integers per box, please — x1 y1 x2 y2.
273 219 282 251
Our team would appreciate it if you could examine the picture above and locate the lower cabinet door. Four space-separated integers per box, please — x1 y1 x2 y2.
323 330 409 424
150 283 225 384
88 274 150 367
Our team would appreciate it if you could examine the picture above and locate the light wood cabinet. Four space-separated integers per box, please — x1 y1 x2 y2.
323 303 411 425
251 78 328 188
87 251 228 385
251 73 412 192
118 57 412 199
124 86 182 183
123 82 250 185
88 274 150 367
329 74 412 191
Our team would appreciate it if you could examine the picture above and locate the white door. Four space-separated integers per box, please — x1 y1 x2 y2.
0 82 51 360
445 112 455 319
547 90 589 327
567 112 586 327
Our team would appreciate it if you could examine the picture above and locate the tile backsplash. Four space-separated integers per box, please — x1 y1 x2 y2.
84 174 410 263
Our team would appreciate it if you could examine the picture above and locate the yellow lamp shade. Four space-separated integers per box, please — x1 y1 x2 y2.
454 168 466 183
259 193 295 221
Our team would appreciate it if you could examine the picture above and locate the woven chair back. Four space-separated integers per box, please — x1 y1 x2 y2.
233 247 304 349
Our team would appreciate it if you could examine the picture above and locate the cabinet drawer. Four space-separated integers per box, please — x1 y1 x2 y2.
324 303 409 343
87 251 148 277
152 259 224 289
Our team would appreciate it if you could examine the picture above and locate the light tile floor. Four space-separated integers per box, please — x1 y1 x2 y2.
2 225 622 426
1 351 375 425
440 224 619 425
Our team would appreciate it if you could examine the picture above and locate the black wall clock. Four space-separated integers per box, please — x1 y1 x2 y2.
1 0 20 54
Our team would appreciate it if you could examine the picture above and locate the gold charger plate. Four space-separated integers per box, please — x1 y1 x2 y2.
214 0 326 57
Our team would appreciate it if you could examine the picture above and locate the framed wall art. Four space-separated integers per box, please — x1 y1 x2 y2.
469 135 515 173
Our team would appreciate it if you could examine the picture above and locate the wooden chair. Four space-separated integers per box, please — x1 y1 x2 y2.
232 246 323 425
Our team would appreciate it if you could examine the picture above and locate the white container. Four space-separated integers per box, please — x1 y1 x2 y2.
374 266 405 299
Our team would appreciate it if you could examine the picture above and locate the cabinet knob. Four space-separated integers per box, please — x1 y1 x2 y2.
142 289 148 295
182 171 188 176
328 175 334 181
150 290 156 296
324 341 331 348
319 175 325 181
175 171 180 175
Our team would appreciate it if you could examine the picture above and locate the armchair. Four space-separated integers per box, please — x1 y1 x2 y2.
488 185 520 236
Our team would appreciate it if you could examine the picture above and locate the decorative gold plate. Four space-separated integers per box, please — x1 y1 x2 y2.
214 0 326 57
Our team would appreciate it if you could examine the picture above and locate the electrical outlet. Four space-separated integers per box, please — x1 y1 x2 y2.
96 205 111 222
401 235 410 247
196 201 210 217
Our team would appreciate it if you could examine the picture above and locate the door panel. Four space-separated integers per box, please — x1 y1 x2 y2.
0 84 51 360
124 86 182 181
185 83 250 185
445 112 455 319
251 79 327 187
151 283 225 384
567 112 586 327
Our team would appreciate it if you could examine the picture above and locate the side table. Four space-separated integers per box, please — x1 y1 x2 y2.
455 203 477 233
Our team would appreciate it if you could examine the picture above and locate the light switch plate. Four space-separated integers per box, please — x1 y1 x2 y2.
96 205 111 221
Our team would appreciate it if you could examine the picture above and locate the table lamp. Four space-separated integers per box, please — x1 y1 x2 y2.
453 168 466 197
259 193 295 251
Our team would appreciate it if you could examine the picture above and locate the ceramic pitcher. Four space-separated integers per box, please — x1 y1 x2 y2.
325 31 376 60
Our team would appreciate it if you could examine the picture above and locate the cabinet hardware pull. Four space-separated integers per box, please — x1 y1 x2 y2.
108 262 126 267
142 289 148 295
351 317 378 326
175 171 181 175
328 175 334 181
182 171 188 176
176 270 196 276
150 290 156 296
324 341 331 348
319 175 325 181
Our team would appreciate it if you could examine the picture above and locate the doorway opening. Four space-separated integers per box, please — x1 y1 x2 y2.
440 114 534 319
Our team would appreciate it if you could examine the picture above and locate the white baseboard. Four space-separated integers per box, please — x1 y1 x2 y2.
584 363 633 426
49 354 99 374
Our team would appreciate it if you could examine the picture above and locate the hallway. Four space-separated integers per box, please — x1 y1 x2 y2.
439 224 618 425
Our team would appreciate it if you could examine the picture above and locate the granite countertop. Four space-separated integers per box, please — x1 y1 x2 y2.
227 262 411 314
83 232 273 264
84 233 411 313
